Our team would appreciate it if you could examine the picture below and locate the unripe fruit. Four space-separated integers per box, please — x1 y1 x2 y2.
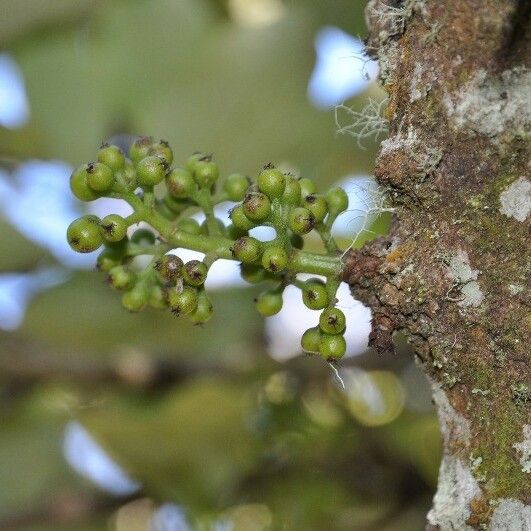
98 144 125 172
67 215 103 253
101 214 128 243
282 176 302 206
261 245 289 273
257 167 285 198
242 192 271 222
290 233 304 250
226 223 247 240
288 207 315 235
240 263 266 284
183 260 208 287
301 326 321 353
130 229 156 246
130 136 154 165
319 333 346 360
136 155 166 186
223 173 249 201
200 217 226 236
255 289 283 316
70 165 99 201
150 140 173 167
149 285 168 309
319 307 346 335
166 168 195 198
302 279 329 310
325 187 349 215
302 194 328 223
86 162 114 192
155 254 184 284
121 284 149 312
107 265 135 290
177 218 201 235
96 246 124 272
186 152 207 173
167 286 198 316
189 291 214 324
231 236 263 263
230 205 256 231
193 160 219 188
299 177 316 198
115 159 137 191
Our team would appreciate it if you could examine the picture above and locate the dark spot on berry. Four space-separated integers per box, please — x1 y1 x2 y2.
308 290 317 301
305 194 317 204
199 153 213 162
263 162 275 169
87 162 95 173
100 141 109 149
160 139 169 146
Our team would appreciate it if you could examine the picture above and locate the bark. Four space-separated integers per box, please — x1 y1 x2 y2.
343 1 531 528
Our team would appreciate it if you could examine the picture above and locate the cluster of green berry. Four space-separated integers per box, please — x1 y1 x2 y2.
67 137 349 361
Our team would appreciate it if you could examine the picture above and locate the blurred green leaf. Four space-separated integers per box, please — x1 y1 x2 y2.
82 378 260 510
0 217 51 272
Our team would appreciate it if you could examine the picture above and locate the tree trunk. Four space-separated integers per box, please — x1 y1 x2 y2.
344 1 530 528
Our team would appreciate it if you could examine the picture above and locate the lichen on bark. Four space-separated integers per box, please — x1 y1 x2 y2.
343 0 530 528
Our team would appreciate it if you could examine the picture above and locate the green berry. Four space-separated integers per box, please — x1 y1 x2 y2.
136 155 166 186
183 260 208 287
150 140 173 167
96 245 124 272
226 223 247 240
193 160 219 188
86 162 114 192
177 218 201 235
149 285 168 309
257 167 285 198
186 152 207 173
255 289 283 316
242 191 271 222
319 334 347 360
100 214 128 243
301 326 321 353
288 207 315 235
107 265 135 290
67 215 103 253
130 228 156 246
319 307 346 335
282 176 302 206
97 144 125 172
70 165 100 201
230 205 256 231
130 136 154 165
189 291 214 324
223 173 249 201
155 254 184 284
302 194 328 223
231 236 263 263
261 245 288 273
166 169 195 198
200 217 226 236
240 263 266 284
302 279 329 310
167 286 198 316
325 187 349 215
290 233 304 250
121 284 149 312
299 177 316 199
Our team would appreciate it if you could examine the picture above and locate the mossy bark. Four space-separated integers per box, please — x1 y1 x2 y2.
344 1 530 528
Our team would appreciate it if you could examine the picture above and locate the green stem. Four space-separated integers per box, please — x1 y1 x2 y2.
124 194 343 278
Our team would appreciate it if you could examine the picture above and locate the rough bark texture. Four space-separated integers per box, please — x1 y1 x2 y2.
344 1 530 528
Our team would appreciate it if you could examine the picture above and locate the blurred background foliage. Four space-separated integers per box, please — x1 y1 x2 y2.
0 0 440 529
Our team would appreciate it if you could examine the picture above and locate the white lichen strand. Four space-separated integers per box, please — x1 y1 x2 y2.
410 63 431 102
447 250 485 308
489 499 531 530
379 125 419 156
499 176 531 223
427 455 480 531
443 67 531 141
513 425 531 474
